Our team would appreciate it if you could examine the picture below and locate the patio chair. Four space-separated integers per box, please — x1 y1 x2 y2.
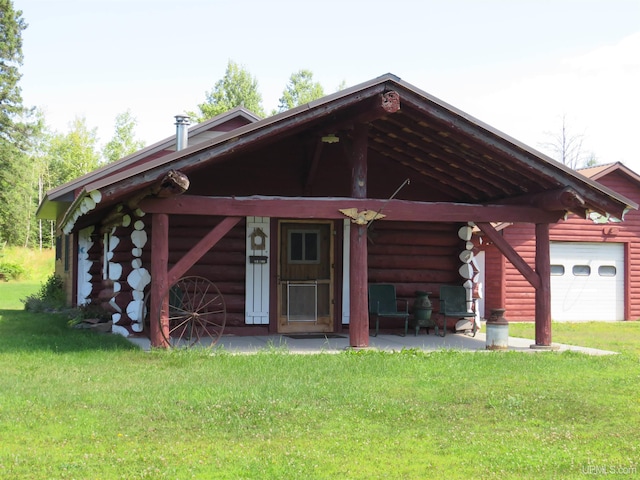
438 285 475 337
368 284 409 337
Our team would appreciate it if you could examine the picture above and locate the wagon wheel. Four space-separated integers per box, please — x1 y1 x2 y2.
158 276 226 348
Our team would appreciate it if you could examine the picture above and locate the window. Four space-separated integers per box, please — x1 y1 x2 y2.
64 235 70 272
572 265 591 276
55 236 62 261
550 265 565 276
598 265 617 277
288 230 320 264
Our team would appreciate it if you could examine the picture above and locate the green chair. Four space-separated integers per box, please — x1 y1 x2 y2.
438 285 476 337
368 284 409 337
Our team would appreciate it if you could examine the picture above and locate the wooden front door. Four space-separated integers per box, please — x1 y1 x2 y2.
277 221 334 333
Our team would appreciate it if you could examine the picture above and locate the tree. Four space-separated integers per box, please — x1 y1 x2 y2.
102 110 145 163
46 117 100 189
277 70 324 113
0 0 40 246
540 115 595 170
0 138 31 245
0 0 26 143
190 60 265 122
0 108 46 247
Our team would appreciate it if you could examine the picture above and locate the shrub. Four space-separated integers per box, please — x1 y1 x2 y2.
0 243 26 280
22 274 66 312
0 261 25 281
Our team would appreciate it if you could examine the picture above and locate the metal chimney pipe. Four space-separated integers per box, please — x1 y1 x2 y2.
174 114 190 151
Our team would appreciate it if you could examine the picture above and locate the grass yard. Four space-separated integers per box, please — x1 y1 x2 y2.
0 281 639 479
0 246 54 283
508 321 640 358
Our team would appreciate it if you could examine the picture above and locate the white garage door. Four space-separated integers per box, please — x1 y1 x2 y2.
550 242 624 321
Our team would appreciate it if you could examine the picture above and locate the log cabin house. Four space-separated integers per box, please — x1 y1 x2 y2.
479 161 640 322
36 74 637 348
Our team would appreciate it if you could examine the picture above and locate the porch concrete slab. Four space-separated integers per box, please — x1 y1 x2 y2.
126 332 617 355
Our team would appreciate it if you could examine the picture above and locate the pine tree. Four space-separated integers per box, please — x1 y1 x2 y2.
0 0 36 246
0 0 26 142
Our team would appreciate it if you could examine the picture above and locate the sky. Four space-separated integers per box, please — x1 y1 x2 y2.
14 0 640 172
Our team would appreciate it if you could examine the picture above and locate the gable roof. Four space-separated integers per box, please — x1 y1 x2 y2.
579 161 640 186
39 74 637 232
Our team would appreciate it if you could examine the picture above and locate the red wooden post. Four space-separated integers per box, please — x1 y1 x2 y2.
150 213 170 348
533 222 552 347
349 124 369 348
350 224 369 347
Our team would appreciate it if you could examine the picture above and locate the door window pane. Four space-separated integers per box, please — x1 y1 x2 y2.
288 230 320 264
290 232 303 261
550 265 565 276
572 265 591 276
305 232 318 261
598 265 616 277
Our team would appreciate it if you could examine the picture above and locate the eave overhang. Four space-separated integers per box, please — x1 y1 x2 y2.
47 74 637 233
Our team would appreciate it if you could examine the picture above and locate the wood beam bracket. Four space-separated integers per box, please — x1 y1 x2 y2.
99 170 190 234
493 186 585 215
127 169 190 210
476 222 541 290
329 91 402 138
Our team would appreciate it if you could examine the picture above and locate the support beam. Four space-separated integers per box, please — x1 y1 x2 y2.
349 124 369 348
476 222 541 290
533 223 552 347
150 213 169 348
350 224 368 347
167 216 242 286
304 141 324 195
494 187 586 216
140 195 563 224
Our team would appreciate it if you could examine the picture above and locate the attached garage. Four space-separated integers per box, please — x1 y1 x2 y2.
480 163 640 323
550 242 624 321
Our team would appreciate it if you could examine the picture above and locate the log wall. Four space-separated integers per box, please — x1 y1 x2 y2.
86 212 489 334
165 215 247 328
367 221 465 316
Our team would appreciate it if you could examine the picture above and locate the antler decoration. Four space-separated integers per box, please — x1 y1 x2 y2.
339 208 386 225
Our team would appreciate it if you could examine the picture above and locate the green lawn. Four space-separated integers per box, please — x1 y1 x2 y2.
0 282 638 479
508 321 640 358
